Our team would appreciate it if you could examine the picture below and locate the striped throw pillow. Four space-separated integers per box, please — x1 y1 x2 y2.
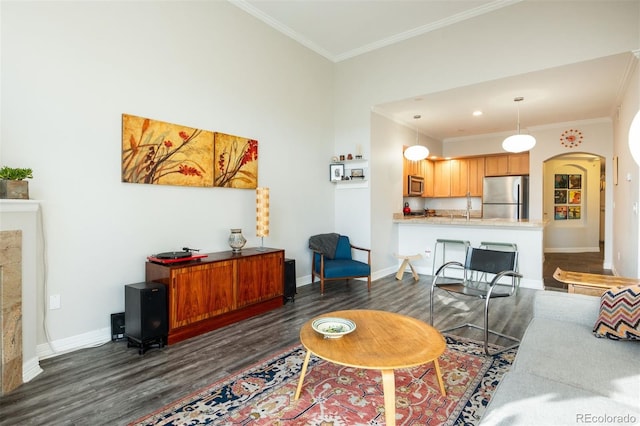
593 284 640 340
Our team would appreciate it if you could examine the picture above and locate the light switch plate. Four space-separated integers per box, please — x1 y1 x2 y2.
49 294 61 310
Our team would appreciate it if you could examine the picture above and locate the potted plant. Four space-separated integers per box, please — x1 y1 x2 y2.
0 166 33 199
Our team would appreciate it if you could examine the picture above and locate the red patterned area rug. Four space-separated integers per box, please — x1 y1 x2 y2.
131 335 516 426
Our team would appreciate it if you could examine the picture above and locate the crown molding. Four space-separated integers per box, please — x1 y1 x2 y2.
230 0 522 63
334 0 522 62
228 0 335 61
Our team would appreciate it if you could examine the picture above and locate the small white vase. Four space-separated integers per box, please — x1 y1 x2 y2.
228 228 246 253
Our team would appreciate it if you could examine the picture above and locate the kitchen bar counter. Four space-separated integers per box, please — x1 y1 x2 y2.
394 213 548 289
393 213 547 229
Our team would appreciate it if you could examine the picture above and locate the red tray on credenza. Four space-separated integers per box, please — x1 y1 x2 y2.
147 254 208 264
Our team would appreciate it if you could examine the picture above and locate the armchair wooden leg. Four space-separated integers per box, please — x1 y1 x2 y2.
320 277 325 295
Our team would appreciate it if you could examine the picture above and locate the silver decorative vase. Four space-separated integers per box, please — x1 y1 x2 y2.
228 228 246 253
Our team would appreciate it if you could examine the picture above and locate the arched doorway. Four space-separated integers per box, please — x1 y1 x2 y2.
542 153 609 290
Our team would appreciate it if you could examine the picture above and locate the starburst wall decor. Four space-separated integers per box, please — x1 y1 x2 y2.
560 129 584 148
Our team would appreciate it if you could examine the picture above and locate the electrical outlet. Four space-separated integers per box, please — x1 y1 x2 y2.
425 249 431 258
49 294 61 310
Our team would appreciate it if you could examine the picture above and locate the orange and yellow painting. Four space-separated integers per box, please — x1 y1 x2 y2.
121 114 258 189
214 132 258 188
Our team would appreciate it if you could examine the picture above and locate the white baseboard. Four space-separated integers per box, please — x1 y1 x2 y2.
297 266 403 289
544 246 600 253
37 327 111 360
373 266 398 281
23 355 43 383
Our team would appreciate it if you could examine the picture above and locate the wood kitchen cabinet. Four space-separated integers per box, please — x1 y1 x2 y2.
402 160 418 196
402 148 433 197
403 149 422 196
434 157 484 197
449 159 467 197
146 248 284 344
485 153 529 176
467 157 485 196
433 160 451 197
421 159 434 197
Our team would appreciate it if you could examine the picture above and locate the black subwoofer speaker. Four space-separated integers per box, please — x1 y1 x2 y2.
284 258 296 303
110 312 125 341
125 282 167 355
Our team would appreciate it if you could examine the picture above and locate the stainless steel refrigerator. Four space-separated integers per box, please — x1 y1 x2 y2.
482 176 529 220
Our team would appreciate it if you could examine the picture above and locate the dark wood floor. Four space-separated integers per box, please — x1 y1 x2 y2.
543 245 610 291
0 273 536 426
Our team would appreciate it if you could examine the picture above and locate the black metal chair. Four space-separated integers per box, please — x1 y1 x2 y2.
429 246 522 355
478 241 520 293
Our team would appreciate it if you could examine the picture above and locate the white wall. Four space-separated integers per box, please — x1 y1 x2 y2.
613 57 640 277
334 1 639 276
1 1 334 356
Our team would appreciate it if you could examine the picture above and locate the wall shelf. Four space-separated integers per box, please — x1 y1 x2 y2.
333 178 368 189
330 158 368 189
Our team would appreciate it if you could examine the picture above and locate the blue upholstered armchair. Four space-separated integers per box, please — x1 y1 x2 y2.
309 234 371 295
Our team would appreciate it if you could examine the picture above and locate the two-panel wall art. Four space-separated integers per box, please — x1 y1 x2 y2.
554 173 581 220
121 114 258 189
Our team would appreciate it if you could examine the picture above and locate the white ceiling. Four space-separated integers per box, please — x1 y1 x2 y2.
233 0 517 62
377 53 635 141
231 0 637 141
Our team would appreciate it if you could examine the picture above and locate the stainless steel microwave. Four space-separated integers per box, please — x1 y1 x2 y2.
407 175 424 196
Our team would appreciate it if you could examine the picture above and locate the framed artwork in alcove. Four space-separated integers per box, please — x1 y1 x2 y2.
569 174 582 189
554 190 567 204
554 206 568 220
554 174 568 189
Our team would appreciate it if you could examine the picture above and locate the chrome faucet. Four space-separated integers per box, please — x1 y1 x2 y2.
466 192 471 221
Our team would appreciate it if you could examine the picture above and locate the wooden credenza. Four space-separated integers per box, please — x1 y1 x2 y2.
146 247 284 344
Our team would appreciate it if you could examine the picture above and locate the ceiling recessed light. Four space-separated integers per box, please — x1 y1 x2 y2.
473 110 483 116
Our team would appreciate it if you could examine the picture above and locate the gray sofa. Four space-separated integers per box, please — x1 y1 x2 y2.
481 290 640 426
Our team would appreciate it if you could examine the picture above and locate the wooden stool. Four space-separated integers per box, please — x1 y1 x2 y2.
395 253 421 281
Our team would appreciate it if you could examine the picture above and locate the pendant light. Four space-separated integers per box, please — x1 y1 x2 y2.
404 115 429 161
502 97 536 153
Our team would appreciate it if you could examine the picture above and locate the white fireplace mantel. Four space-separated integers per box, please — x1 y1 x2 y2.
0 200 43 382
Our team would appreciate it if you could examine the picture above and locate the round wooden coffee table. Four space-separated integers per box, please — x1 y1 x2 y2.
294 309 446 426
